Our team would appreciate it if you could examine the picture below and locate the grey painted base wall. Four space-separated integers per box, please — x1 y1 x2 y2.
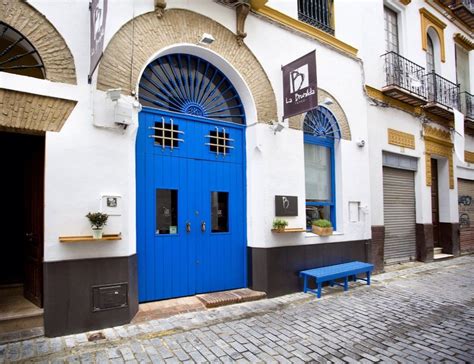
248 240 370 298
44 255 138 337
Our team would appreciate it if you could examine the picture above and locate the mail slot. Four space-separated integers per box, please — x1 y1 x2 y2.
92 283 128 312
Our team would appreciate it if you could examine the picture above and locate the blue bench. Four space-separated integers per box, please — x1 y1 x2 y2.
299 261 374 298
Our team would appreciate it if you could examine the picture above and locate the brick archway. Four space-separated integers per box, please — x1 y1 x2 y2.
97 9 277 123
0 0 77 85
289 88 352 140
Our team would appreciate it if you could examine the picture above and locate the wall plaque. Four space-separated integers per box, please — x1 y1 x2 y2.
275 195 298 216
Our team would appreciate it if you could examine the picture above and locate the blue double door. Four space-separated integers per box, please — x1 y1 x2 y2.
137 108 246 302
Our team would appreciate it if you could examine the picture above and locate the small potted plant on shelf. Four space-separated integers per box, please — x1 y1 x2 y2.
312 219 333 236
86 212 109 239
272 219 288 232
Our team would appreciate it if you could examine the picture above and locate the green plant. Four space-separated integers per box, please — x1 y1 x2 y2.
272 219 288 230
312 219 332 228
86 212 109 229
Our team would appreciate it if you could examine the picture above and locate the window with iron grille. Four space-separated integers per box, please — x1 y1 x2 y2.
298 0 334 35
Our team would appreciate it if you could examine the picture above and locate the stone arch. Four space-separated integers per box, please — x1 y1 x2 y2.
0 0 77 84
97 9 277 123
289 88 352 140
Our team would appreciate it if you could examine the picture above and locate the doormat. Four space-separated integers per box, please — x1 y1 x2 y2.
197 288 266 308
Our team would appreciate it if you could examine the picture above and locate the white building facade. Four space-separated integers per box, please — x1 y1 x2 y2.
0 0 471 337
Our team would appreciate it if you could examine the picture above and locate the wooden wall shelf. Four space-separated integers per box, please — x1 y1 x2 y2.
271 228 306 233
59 234 122 243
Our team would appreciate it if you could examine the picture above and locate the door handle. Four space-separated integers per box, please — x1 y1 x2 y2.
201 221 206 232
186 222 191 233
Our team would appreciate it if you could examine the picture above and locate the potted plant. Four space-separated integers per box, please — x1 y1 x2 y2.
312 219 333 236
86 212 109 239
272 219 288 232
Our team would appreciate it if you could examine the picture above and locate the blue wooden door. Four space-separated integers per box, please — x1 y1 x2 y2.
137 108 246 302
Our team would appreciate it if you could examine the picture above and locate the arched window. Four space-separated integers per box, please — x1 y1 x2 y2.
0 22 45 79
139 54 245 124
304 106 340 229
426 34 435 73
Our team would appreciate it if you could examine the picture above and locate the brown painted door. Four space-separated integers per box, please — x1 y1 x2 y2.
431 159 440 247
23 136 44 307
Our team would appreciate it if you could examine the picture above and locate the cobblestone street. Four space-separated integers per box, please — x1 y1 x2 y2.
1 255 473 363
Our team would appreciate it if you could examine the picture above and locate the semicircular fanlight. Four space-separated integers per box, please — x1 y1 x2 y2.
303 106 341 139
139 54 245 124
0 22 45 79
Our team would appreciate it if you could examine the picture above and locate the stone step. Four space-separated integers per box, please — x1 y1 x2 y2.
0 284 23 298
433 253 454 261
0 312 43 335
197 288 266 308
433 247 443 255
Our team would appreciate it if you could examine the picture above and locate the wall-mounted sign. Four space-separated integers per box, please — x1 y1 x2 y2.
89 0 108 83
275 195 298 216
282 50 318 119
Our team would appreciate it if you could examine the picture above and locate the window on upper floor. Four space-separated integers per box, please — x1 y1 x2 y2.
426 34 436 73
384 7 399 53
298 0 334 35
456 44 470 93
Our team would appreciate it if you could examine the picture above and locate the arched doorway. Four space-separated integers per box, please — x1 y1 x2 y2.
136 54 247 302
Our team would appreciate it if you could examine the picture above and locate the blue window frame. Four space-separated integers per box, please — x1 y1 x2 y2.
303 107 340 230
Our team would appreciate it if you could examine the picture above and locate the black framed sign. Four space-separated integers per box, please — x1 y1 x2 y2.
275 195 298 216
282 50 318 119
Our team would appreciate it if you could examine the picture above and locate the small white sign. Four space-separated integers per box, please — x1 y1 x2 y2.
101 195 122 216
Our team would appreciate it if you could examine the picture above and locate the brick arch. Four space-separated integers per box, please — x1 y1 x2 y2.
289 88 352 140
0 0 77 84
97 9 277 123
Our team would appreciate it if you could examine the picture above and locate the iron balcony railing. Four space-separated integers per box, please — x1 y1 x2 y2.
382 51 427 99
298 0 334 35
462 92 474 119
425 71 461 110
457 0 474 12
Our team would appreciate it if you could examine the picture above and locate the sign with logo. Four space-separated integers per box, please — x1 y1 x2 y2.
282 50 318 119
275 195 298 216
89 0 108 82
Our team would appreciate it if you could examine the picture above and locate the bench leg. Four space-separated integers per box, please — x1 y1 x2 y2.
367 271 371 286
317 282 322 298
303 276 308 293
344 276 348 291
330 280 334 287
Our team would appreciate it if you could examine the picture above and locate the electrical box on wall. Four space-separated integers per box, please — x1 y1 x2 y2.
92 283 128 312
93 89 140 130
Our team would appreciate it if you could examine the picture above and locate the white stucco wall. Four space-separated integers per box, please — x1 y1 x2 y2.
14 0 370 262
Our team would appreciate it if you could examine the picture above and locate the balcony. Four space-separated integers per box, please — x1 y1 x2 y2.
437 0 473 28
298 0 334 35
462 92 474 120
381 52 427 106
423 71 460 120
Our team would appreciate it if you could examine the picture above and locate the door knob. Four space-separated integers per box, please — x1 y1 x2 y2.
201 221 206 232
186 222 191 233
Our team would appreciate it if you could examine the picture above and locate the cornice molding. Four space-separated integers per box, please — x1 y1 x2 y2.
454 33 474 51
251 5 358 58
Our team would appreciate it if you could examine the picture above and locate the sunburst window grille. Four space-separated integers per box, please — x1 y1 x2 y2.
139 54 245 124
303 107 341 139
0 22 45 79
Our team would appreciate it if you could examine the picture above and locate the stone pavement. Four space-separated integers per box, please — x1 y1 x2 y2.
1 255 473 363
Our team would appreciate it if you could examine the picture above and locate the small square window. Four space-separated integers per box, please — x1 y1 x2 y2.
154 122 181 148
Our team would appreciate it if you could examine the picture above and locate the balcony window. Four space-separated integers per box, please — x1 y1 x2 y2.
384 7 399 53
298 0 334 35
